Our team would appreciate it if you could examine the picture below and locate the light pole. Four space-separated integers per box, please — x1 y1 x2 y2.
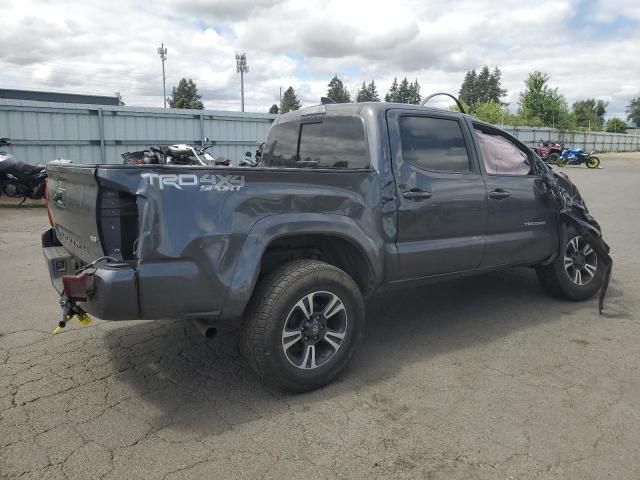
235 52 248 112
157 43 168 108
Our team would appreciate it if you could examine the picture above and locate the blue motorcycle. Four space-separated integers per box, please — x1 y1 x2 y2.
557 147 600 169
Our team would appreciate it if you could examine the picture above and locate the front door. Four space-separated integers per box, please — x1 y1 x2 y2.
387 110 488 281
471 123 559 267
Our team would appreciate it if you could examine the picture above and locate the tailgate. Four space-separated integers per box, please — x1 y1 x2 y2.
47 164 104 263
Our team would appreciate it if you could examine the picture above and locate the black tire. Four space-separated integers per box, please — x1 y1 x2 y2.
556 157 567 167
586 156 600 169
536 225 605 301
547 152 560 164
241 260 365 392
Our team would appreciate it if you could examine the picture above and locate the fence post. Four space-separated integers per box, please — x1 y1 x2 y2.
98 108 106 163
200 113 205 147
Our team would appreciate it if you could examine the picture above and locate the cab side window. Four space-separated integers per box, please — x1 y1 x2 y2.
398 116 471 173
474 128 531 175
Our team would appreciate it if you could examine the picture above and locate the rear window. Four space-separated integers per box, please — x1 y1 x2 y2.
262 116 369 169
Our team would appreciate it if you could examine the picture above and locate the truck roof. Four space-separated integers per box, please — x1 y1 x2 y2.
275 101 471 124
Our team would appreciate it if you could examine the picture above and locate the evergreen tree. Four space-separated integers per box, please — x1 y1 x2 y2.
369 81 380 101
458 66 506 110
356 81 369 102
408 79 421 105
385 77 399 102
488 67 507 103
326 75 351 103
397 78 411 103
268 104 279 114
459 69 478 106
280 87 301 113
168 78 204 109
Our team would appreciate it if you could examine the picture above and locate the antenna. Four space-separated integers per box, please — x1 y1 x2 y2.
421 93 466 113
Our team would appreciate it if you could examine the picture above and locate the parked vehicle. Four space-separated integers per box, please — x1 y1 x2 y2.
121 140 231 166
42 101 611 392
0 138 47 204
531 139 563 164
557 148 600 168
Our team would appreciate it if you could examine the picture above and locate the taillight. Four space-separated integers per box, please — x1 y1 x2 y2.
62 274 94 301
44 178 54 226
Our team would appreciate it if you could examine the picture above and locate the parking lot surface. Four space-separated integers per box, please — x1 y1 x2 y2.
1 154 639 479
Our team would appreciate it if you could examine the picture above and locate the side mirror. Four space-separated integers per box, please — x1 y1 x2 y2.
244 151 252 157
204 137 210 143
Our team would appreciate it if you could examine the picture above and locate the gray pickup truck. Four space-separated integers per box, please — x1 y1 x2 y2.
42 102 609 391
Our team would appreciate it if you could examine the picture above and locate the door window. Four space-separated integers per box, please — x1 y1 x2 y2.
474 129 531 175
398 116 471 173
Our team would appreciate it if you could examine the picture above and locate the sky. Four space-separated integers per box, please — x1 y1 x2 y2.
1 0 638 119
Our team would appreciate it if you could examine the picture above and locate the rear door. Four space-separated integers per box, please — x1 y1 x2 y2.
470 123 558 267
387 110 488 280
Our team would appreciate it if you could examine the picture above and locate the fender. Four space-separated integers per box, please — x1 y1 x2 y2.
223 213 384 318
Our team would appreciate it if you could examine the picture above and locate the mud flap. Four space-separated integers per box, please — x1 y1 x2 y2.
542 169 612 314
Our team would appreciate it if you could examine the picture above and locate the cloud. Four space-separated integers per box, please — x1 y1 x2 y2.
0 0 638 117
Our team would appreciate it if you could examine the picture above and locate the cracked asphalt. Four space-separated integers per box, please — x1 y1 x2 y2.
1 153 639 479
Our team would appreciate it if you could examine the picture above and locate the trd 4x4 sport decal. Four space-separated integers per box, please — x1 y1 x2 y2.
141 173 245 191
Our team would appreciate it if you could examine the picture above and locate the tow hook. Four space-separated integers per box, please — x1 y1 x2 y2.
52 295 92 334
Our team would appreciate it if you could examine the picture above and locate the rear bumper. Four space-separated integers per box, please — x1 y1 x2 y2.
42 228 138 320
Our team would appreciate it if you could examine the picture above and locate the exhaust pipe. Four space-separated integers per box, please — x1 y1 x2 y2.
190 318 218 339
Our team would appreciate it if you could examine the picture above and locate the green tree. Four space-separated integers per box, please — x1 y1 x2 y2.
408 79 421 105
280 86 301 113
473 100 506 124
572 99 607 130
268 104 279 114
518 71 573 130
626 97 640 124
459 69 478 106
385 77 399 102
326 75 351 103
356 80 380 102
168 78 204 109
397 78 411 103
605 117 628 133
458 66 506 110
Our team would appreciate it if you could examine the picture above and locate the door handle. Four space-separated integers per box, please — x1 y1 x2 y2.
489 189 510 200
402 189 432 200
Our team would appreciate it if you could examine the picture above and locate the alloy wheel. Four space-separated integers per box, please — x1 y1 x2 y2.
281 291 348 370
564 235 597 286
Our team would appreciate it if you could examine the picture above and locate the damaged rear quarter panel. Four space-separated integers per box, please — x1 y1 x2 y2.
97 165 384 319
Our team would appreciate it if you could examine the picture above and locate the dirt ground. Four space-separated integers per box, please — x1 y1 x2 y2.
1 153 639 479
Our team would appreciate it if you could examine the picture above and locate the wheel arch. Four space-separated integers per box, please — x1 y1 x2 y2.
224 213 383 318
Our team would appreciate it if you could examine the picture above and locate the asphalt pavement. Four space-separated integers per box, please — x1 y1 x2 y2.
1 153 639 479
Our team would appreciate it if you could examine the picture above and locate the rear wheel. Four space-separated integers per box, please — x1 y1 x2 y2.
241 260 364 392
586 156 600 169
536 226 604 301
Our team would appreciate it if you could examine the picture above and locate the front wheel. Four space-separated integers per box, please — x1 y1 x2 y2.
556 157 567 167
586 156 600 169
536 226 605 301
241 260 364 392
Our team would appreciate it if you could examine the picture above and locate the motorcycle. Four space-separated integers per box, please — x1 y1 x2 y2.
0 138 47 204
238 142 265 167
557 147 600 169
122 139 231 166
531 139 563 164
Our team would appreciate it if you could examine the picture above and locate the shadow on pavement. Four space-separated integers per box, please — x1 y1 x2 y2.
100 267 591 436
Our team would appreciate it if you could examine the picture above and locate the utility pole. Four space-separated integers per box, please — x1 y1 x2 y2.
235 52 248 112
157 43 168 108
